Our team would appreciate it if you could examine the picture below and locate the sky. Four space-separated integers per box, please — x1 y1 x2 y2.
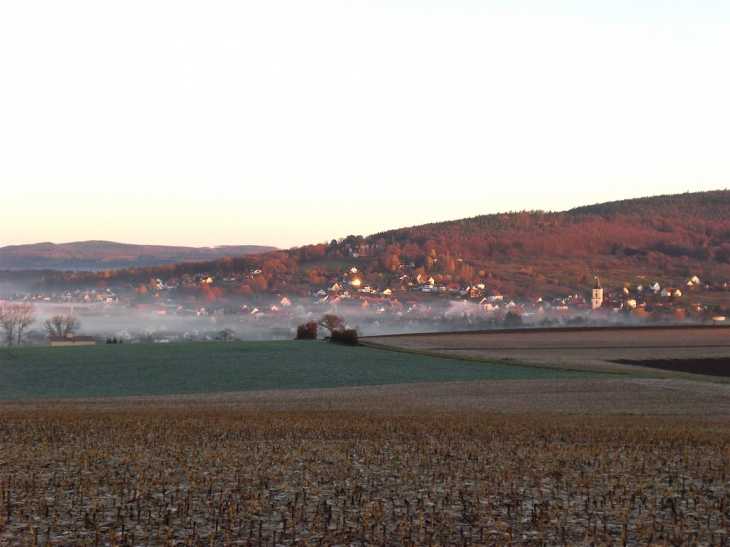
1 1 728 250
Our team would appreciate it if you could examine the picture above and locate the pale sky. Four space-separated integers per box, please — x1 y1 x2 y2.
1 1 728 249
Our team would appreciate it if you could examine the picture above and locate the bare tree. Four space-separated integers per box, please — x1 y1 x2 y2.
216 327 236 341
42 314 81 337
317 314 345 336
14 303 36 347
0 303 16 347
0 303 36 347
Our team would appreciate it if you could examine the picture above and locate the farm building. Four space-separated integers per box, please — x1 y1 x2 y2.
47 334 96 347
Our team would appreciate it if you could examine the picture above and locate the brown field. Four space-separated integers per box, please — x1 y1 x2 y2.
1 411 728 547
2 377 729 419
366 326 730 377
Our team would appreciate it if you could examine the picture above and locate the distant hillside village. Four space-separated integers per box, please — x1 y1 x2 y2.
3 265 728 345
3 191 730 344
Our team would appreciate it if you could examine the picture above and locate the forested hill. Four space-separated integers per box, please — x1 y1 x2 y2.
567 190 730 220
368 190 730 263
22 190 730 296
0 241 277 271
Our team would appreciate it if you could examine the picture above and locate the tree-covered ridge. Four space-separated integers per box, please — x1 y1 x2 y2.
369 190 730 261
0 241 277 270
23 190 730 297
567 190 730 220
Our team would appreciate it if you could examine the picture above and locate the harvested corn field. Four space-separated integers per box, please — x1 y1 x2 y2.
1 411 728 546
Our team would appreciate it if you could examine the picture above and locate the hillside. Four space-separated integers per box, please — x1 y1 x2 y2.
20 190 730 301
0 241 277 270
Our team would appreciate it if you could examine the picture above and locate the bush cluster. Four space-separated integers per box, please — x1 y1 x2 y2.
330 328 358 346
296 322 318 340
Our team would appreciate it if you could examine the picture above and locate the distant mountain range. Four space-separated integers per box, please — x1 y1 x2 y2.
0 241 278 271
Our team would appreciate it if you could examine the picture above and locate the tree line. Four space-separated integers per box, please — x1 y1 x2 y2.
0 303 82 347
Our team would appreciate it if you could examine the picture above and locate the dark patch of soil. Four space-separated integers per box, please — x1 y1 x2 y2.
612 358 730 377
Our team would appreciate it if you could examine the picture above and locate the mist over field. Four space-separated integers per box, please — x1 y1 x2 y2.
21 295 692 346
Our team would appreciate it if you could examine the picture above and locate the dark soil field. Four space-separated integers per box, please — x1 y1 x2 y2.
613 357 730 377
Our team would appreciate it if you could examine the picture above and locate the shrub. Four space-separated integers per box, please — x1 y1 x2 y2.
503 311 523 327
330 328 359 346
296 322 318 340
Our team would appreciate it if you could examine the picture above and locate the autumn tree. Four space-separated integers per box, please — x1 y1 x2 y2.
317 314 345 336
42 314 81 337
296 322 318 340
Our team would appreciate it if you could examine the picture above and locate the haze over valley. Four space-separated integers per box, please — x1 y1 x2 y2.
2 191 729 343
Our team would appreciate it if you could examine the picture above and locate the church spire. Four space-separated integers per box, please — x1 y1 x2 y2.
594 277 602 289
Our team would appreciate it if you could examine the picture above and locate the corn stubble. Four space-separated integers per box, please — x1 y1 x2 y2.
0 412 727 546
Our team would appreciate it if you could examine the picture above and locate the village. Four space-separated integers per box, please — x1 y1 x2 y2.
3 265 728 345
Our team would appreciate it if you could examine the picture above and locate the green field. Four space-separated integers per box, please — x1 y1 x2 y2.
0 341 595 399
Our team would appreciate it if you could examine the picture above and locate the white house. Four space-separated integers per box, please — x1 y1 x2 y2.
660 287 682 298
488 290 504 302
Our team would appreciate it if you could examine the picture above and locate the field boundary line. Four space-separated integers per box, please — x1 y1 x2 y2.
359 340 637 377
360 324 730 339
422 344 730 350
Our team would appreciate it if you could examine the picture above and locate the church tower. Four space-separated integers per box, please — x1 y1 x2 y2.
591 277 604 310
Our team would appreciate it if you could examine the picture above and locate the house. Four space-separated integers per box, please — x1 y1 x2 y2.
468 287 483 299
649 282 661 293
660 287 681 298
488 290 504 303
48 333 96 347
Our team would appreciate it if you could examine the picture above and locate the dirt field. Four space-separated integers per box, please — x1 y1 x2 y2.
1 411 728 546
2 377 729 420
366 325 730 377
613 357 730 376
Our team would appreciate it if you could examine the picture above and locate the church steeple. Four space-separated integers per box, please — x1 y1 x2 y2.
591 277 604 310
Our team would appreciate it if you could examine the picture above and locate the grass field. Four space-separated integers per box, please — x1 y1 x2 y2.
0 341 594 400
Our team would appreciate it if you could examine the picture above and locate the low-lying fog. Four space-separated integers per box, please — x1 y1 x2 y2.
19 295 696 346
